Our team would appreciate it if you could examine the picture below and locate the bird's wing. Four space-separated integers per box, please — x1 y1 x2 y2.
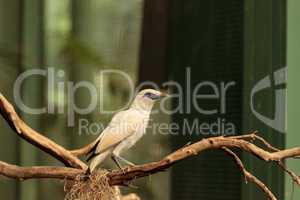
95 110 145 154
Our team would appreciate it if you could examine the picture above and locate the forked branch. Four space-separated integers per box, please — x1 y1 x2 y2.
0 93 300 200
0 93 87 170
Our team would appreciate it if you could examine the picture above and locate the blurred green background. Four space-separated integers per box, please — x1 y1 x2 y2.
0 0 170 199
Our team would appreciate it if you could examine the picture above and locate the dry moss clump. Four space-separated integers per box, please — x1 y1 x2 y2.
64 169 121 200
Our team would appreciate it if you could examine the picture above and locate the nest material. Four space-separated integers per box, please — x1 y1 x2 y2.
64 170 121 200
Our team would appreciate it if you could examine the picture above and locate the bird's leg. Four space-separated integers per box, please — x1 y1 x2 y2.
111 153 136 168
111 154 138 188
111 154 123 170
114 154 136 166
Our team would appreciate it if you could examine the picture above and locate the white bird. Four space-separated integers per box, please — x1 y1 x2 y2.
87 89 168 172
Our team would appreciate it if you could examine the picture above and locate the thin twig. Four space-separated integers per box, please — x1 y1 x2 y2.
228 131 280 152
222 147 276 200
277 161 300 186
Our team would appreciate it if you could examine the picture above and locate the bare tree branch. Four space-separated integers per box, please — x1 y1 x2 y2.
222 147 276 200
230 132 280 152
277 161 300 186
107 135 300 186
0 133 299 200
0 93 87 170
0 161 83 180
0 93 300 200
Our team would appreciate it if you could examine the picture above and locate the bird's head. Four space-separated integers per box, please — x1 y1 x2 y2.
131 89 169 111
138 89 168 100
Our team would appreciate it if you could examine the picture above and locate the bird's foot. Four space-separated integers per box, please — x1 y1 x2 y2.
85 168 91 175
119 166 130 174
125 182 138 189
119 158 136 167
124 181 138 189
106 168 114 173
126 161 136 167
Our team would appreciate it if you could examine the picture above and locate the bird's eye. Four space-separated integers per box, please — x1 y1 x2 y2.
144 93 152 98
144 92 159 100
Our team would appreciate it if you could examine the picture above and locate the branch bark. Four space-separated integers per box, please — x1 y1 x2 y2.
222 147 276 200
0 161 83 180
0 93 87 170
2 135 300 186
0 93 300 200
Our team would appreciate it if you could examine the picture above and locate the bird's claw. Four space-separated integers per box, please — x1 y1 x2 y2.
126 163 136 167
122 180 138 189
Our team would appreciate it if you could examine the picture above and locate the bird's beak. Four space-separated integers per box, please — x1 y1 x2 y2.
160 91 170 98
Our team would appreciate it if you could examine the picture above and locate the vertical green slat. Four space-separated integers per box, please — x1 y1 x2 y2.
19 0 44 200
0 0 22 199
39 1 72 199
286 0 300 199
242 0 286 199
71 0 97 149
170 0 244 199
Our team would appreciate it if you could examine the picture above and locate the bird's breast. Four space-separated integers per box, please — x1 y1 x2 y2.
123 118 148 149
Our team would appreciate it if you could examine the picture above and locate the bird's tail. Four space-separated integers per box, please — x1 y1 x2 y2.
89 150 111 172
